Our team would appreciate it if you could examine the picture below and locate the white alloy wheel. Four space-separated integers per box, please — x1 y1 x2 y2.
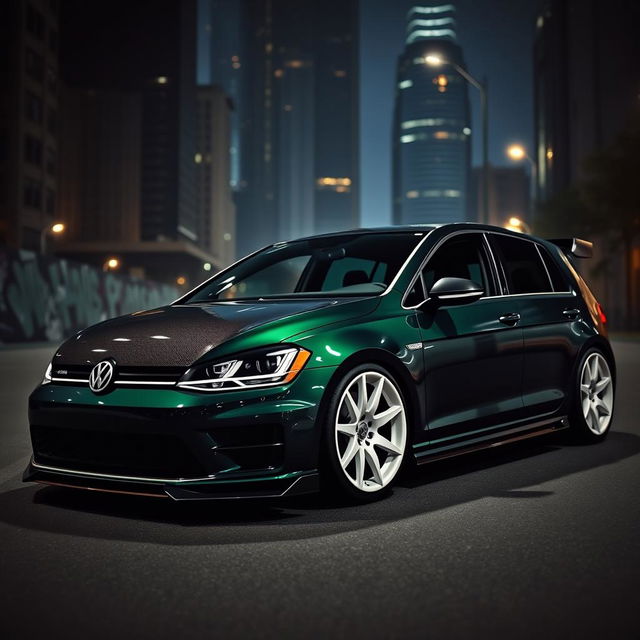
580 352 614 435
334 370 407 493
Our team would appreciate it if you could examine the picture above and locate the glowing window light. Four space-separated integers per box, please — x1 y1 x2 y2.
409 5 455 15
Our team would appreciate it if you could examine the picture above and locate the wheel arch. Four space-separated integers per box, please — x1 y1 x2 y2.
315 347 424 459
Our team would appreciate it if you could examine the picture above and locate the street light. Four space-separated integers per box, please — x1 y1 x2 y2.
103 257 120 271
505 216 531 234
506 143 537 218
425 53 489 224
40 222 66 255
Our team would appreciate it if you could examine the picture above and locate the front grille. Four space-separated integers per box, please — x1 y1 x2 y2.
206 423 285 472
50 365 185 386
31 425 206 479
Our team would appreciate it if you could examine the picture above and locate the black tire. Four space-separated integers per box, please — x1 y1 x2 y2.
568 347 615 443
319 363 410 503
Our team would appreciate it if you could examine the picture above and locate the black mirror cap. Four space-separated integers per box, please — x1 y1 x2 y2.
426 277 484 306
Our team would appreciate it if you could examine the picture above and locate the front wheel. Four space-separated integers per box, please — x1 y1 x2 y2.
570 348 615 442
321 365 408 502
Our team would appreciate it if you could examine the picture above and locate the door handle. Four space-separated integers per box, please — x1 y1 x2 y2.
499 312 521 326
562 308 580 319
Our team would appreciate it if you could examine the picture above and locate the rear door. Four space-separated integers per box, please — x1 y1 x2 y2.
488 233 581 417
411 232 526 449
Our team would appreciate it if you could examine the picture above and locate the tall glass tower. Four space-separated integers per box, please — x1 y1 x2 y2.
392 4 471 225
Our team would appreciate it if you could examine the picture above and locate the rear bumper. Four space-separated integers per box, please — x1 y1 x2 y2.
24 366 334 500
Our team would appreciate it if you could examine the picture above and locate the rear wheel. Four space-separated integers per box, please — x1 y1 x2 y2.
321 364 408 502
570 348 614 442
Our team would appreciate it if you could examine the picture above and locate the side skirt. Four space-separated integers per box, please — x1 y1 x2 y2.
414 416 569 466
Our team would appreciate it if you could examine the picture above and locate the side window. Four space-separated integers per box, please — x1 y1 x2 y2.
422 234 490 293
321 257 386 291
538 245 571 292
490 235 552 294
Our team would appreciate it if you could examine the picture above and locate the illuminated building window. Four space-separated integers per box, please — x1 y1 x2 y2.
434 74 449 92
406 190 419 199
316 177 352 192
334 70 347 78
286 60 305 68
409 4 455 15
407 17 455 30
401 118 454 129
399 79 413 89
463 127 471 135
407 29 456 43
546 148 554 160
274 69 283 78
400 131 466 143
155 76 168 85
194 153 203 164
284 104 293 111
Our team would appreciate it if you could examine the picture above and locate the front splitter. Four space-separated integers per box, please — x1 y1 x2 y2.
23 460 319 500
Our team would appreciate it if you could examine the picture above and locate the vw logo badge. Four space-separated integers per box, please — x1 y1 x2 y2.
89 360 115 394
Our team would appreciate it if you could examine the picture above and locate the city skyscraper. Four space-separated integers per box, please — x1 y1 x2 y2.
53 0 234 286
198 0 245 192
392 4 471 225
195 85 236 267
237 0 359 255
0 0 60 250
534 0 640 203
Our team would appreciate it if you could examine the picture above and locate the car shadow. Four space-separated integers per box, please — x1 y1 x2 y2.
0 429 637 546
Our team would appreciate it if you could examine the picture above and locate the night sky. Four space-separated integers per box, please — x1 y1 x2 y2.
360 0 540 226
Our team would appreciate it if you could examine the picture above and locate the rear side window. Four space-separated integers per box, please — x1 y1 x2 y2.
490 235 552 294
538 245 571 292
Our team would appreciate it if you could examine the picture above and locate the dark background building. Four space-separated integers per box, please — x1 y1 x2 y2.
392 4 471 225
471 165 530 227
534 0 640 203
0 0 60 251
236 0 360 255
196 84 236 267
534 0 640 328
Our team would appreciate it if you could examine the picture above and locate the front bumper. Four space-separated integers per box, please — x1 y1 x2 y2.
25 366 335 500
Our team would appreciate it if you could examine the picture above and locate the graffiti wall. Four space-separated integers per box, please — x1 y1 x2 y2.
0 248 178 343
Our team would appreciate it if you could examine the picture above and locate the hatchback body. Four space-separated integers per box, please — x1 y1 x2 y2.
25 224 616 500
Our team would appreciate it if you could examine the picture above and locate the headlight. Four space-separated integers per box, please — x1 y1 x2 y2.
177 346 311 392
42 362 52 385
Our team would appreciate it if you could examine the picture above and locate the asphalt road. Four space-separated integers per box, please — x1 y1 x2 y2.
0 342 638 639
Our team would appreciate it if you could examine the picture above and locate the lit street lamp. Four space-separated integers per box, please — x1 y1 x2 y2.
506 143 537 217
425 54 489 224
505 216 531 234
40 222 66 255
103 257 120 272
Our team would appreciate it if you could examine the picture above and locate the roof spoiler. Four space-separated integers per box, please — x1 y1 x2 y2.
548 238 593 259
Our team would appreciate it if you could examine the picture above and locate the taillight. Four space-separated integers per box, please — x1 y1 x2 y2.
597 303 607 324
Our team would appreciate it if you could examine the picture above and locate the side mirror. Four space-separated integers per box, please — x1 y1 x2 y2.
425 277 484 307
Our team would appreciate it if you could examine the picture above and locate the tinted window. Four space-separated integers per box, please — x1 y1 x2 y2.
183 233 423 302
423 234 490 293
491 235 552 294
538 245 570 292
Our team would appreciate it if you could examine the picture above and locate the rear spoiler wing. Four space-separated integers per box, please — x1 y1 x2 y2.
548 238 593 259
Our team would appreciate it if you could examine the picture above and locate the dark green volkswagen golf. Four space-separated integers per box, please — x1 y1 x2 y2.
24 224 616 501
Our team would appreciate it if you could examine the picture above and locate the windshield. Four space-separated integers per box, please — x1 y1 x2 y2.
181 232 424 303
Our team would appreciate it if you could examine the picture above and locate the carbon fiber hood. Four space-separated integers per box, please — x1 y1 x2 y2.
53 298 365 367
